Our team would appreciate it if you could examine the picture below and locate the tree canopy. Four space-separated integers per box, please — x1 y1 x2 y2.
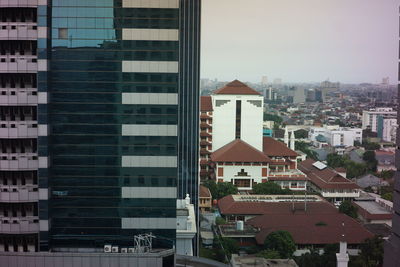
339 200 358 218
264 230 296 258
253 181 291 195
326 153 367 178
202 180 238 200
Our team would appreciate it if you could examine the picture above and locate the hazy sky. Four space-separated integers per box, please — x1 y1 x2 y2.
201 0 399 84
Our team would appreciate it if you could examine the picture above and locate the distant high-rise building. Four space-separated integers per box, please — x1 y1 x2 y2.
0 0 201 256
382 77 390 85
261 76 268 85
273 78 282 85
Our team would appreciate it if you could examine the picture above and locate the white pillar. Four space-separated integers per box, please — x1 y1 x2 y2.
336 241 349 267
284 127 289 145
290 130 296 150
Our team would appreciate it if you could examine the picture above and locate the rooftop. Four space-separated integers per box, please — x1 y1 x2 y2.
263 137 298 157
211 139 272 163
231 255 298 267
213 80 261 95
298 159 359 190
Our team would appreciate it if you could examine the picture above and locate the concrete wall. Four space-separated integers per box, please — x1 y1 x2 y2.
0 251 174 267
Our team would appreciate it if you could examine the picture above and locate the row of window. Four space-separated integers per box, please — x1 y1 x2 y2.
51 50 178 61
51 177 176 187
50 72 178 83
50 166 177 177
49 115 177 126
51 145 177 156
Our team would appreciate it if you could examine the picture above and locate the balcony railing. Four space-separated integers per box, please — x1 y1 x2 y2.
0 120 38 138
0 185 38 202
0 23 37 40
0 153 38 170
0 0 39 7
0 216 39 233
0 55 37 72
0 88 37 105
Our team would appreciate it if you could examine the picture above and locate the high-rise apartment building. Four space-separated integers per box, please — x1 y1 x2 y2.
0 0 200 255
0 0 41 252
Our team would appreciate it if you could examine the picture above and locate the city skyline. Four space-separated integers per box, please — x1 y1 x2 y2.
201 0 399 84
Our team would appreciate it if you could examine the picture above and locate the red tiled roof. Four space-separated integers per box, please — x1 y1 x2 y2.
211 139 272 163
298 159 359 190
268 176 309 181
249 213 373 245
201 96 213 111
200 185 211 198
218 195 337 216
213 80 261 95
263 137 298 157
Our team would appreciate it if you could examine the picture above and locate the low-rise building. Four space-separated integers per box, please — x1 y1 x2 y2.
309 126 362 147
199 185 212 213
217 195 373 256
176 195 197 256
353 201 393 226
298 159 360 201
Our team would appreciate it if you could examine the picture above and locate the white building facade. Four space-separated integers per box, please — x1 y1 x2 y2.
362 108 397 132
212 80 264 151
309 126 362 147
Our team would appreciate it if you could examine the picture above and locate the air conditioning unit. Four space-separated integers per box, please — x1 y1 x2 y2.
120 247 128 253
111 246 119 253
104 245 112 253
128 247 135 253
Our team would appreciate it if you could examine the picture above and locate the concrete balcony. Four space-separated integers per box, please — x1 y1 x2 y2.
0 121 38 138
0 185 38 202
0 153 38 170
321 191 360 198
0 88 37 105
0 216 39 234
0 23 37 40
0 55 37 73
0 0 39 7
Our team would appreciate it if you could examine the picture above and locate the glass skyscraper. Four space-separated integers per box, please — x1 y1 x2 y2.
0 0 200 253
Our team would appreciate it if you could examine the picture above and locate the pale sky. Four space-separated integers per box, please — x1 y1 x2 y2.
201 0 399 84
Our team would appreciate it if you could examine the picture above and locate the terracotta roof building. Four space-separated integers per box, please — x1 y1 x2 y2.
298 159 360 201
213 80 261 95
211 139 271 163
217 195 373 248
199 185 212 213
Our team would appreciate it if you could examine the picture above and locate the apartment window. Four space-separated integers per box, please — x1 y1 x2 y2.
58 28 68 39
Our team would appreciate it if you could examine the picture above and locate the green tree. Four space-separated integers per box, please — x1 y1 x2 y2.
294 251 323 267
339 200 358 218
362 141 380 150
257 249 281 259
358 236 384 267
294 129 308 139
215 217 227 225
295 141 319 160
346 161 367 179
214 237 239 259
202 180 238 200
215 182 238 199
202 180 218 200
363 151 377 172
263 113 283 124
380 170 394 180
382 192 393 201
326 153 345 168
253 181 291 195
264 231 296 258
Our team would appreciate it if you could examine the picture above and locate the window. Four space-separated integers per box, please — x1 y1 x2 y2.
58 28 68 39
